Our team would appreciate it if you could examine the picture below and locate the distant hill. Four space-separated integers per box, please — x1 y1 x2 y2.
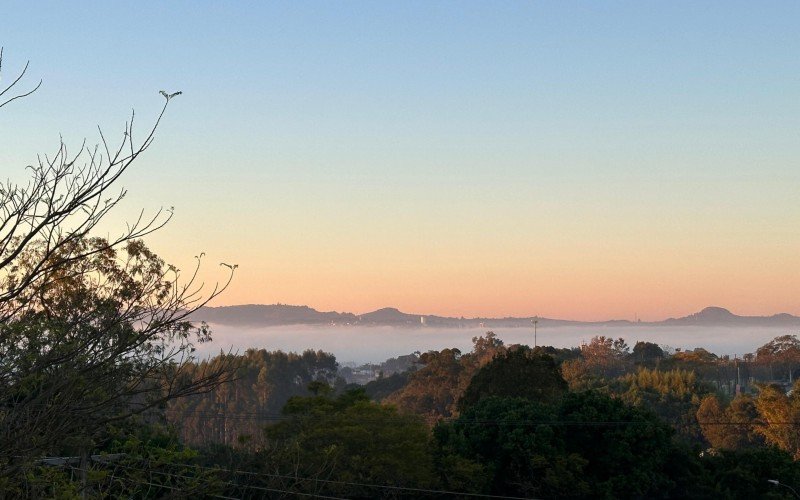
359 307 418 325
193 304 800 329
194 304 356 327
660 306 800 327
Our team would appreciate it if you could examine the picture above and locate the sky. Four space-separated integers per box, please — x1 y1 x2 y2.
1 1 799 321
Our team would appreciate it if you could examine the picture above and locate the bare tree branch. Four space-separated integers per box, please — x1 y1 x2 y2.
0 48 43 109
0 50 238 479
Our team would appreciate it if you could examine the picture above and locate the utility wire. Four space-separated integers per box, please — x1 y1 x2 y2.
162 408 800 426
65 465 185 496
9 402 800 426
131 458 540 500
94 461 348 500
98 462 239 499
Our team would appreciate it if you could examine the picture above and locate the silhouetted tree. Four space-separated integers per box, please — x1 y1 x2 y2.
557 391 677 498
630 341 665 366
262 387 437 497
458 348 567 412
700 447 800 499
435 397 587 497
437 391 680 498
0 50 235 481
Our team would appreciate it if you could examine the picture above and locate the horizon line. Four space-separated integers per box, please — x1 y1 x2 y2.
202 303 796 324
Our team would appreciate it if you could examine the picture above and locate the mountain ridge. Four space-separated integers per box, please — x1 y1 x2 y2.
193 304 800 329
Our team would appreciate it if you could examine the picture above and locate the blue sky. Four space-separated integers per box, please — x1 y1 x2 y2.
1 2 799 319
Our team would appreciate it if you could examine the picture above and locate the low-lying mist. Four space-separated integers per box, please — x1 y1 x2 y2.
193 325 790 364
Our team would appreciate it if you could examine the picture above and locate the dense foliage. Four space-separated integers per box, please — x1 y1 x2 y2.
0 58 235 488
166 348 338 446
13 332 800 498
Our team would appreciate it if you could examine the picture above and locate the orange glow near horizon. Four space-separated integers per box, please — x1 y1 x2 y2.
197 244 800 322
141 179 800 324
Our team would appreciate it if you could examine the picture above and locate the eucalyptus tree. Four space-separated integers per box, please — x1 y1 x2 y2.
0 50 235 480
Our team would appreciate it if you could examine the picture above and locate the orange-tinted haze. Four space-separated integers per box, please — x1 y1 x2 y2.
199 237 800 322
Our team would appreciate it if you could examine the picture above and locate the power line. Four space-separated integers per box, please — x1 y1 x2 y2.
65 465 185 496
133 458 540 500
9 398 800 428
96 461 349 500
162 407 800 427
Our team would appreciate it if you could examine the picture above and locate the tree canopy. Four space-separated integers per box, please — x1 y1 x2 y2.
0 50 235 482
457 348 567 412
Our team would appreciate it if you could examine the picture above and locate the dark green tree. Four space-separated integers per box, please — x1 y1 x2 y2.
438 391 682 499
363 371 412 401
457 348 567 412
435 397 588 498
700 447 800 499
261 387 437 497
557 391 678 498
630 341 666 366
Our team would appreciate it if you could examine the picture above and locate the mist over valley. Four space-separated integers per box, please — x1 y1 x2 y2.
195 323 792 364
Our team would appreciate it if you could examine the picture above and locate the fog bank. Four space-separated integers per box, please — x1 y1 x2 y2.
192 325 791 364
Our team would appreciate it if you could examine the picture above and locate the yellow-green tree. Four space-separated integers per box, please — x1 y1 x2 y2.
754 382 800 458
